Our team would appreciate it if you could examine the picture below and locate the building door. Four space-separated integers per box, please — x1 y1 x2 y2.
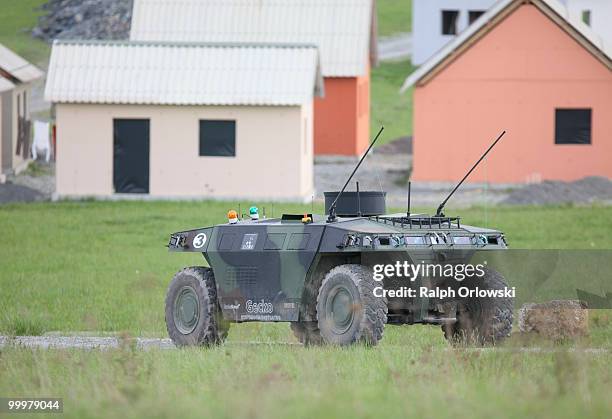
113 119 150 193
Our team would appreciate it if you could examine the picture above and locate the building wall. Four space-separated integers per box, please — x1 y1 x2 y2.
413 0 496 65
10 83 30 172
413 4 612 183
1 83 32 174
565 0 612 43
55 103 313 200
314 68 370 156
0 94 3 171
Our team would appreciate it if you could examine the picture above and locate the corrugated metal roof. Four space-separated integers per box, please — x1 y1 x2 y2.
130 0 374 77
401 0 612 91
0 76 15 93
0 43 44 83
44 40 323 106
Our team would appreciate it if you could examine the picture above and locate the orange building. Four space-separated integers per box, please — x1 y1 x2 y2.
129 0 378 156
401 0 612 183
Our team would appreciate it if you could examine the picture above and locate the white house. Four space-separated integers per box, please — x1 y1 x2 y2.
45 40 322 201
412 0 496 65
412 0 612 65
564 0 612 44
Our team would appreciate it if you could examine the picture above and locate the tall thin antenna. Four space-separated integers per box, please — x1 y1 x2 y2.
406 181 411 217
435 130 506 217
356 181 362 217
327 126 385 222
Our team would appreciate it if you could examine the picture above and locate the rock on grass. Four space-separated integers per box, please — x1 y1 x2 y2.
518 300 589 341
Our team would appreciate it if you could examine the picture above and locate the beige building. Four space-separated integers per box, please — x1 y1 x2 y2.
45 40 323 200
0 44 43 176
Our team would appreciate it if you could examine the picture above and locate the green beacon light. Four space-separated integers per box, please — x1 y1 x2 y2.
249 206 259 220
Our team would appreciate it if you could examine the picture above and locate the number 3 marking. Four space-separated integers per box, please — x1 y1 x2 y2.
193 233 207 249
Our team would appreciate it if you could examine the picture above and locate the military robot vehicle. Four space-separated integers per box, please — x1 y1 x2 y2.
165 128 513 347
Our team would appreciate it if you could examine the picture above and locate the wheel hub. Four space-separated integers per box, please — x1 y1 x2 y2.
174 286 200 334
327 285 354 334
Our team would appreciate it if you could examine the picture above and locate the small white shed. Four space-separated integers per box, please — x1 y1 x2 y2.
45 40 323 201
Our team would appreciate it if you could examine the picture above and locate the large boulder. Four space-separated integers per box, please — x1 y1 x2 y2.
518 300 588 341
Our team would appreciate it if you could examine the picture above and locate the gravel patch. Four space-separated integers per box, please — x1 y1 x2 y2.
0 162 55 204
0 336 303 350
314 150 512 210
1 335 607 353
377 136 412 155
0 335 175 350
502 177 612 205
33 0 132 42
0 183 46 204
315 139 612 209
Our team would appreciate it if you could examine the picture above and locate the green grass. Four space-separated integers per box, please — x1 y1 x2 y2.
0 0 50 65
0 201 611 418
0 329 610 419
377 0 412 36
1 201 611 335
371 59 414 145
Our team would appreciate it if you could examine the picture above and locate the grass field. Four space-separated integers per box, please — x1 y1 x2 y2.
1 202 611 418
371 59 414 144
1 201 612 335
0 0 49 65
377 0 412 36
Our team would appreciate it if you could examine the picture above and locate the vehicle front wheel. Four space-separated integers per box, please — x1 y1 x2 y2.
316 264 387 346
165 267 229 347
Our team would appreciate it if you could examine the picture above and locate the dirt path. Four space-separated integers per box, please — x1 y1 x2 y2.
1 335 608 353
378 32 412 61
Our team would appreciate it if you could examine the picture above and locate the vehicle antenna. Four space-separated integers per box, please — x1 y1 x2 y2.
356 181 362 217
406 181 411 217
327 126 384 222
435 130 506 217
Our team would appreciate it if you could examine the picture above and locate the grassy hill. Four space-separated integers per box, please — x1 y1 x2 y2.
378 0 412 36
0 0 49 65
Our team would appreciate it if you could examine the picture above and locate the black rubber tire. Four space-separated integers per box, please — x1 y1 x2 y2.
165 267 229 347
315 264 387 346
442 267 513 346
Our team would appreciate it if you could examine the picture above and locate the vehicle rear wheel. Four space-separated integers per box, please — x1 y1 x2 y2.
165 267 229 347
442 268 513 345
315 264 387 346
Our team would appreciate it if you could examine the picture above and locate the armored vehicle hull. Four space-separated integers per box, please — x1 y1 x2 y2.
166 212 512 346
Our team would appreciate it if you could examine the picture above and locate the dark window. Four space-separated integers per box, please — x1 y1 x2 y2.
468 10 485 24
441 10 459 35
199 120 235 157
555 109 591 145
582 10 591 26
